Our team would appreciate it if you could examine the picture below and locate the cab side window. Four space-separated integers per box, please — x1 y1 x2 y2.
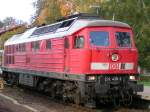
74 36 84 48
31 41 40 51
64 38 69 49
46 39 52 49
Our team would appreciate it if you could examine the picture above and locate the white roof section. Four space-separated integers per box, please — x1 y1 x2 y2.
5 27 36 46
5 19 131 46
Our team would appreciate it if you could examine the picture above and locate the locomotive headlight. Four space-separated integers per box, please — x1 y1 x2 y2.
87 76 96 81
129 76 135 80
111 54 119 61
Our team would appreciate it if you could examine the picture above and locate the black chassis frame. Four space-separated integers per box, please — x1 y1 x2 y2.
95 75 144 96
1 67 144 103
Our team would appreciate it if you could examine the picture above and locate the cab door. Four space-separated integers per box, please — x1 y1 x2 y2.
64 37 70 72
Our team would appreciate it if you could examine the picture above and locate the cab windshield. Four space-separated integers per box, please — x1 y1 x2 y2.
90 31 109 47
115 32 131 47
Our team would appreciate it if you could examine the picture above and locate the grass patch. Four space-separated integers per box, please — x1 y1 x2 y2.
139 81 150 86
140 75 150 81
139 75 150 86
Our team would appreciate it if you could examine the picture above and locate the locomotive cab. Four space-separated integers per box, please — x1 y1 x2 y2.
85 26 143 105
88 27 138 74
68 22 143 106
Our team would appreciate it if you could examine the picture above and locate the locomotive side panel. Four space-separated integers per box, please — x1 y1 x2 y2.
68 28 91 74
4 37 65 74
4 45 15 67
24 37 65 73
14 44 27 68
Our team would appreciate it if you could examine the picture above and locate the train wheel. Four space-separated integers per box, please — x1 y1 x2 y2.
113 97 121 107
74 88 81 105
51 84 56 99
122 91 133 106
37 83 45 91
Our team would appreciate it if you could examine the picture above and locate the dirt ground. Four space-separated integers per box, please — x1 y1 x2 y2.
138 86 150 100
0 92 33 112
0 86 149 112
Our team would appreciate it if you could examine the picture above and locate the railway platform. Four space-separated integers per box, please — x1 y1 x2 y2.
138 86 150 101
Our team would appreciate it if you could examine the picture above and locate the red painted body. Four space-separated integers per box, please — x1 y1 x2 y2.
3 26 138 76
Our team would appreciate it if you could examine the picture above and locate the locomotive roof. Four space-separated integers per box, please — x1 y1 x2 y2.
5 17 131 46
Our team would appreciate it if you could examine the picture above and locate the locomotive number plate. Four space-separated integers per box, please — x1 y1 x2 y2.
109 63 120 70
104 76 122 82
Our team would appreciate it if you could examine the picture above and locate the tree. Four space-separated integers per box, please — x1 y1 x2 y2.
0 21 4 28
3 17 15 26
0 25 26 49
33 0 62 25
33 0 103 26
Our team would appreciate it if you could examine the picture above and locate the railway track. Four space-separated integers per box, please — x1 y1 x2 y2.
131 97 150 109
0 85 149 112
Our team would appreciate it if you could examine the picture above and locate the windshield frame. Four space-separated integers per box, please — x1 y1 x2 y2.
113 27 134 49
115 32 132 48
89 30 110 48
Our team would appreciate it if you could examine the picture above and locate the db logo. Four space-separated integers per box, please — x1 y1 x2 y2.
109 63 120 70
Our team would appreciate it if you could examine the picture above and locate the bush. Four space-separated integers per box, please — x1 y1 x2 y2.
140 75 150 82
0 25 26 49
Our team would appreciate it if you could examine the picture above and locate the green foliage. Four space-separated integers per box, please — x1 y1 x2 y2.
140 75 150 86
0 26 26 49
141 75 150 82
33 0 101 25
33 0 61 25
3 17 15 26
0 21 4 28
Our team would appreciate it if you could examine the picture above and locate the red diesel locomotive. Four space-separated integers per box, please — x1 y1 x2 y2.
1 14 143 107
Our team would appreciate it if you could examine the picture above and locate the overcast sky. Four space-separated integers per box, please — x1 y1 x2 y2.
0 0 36 23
